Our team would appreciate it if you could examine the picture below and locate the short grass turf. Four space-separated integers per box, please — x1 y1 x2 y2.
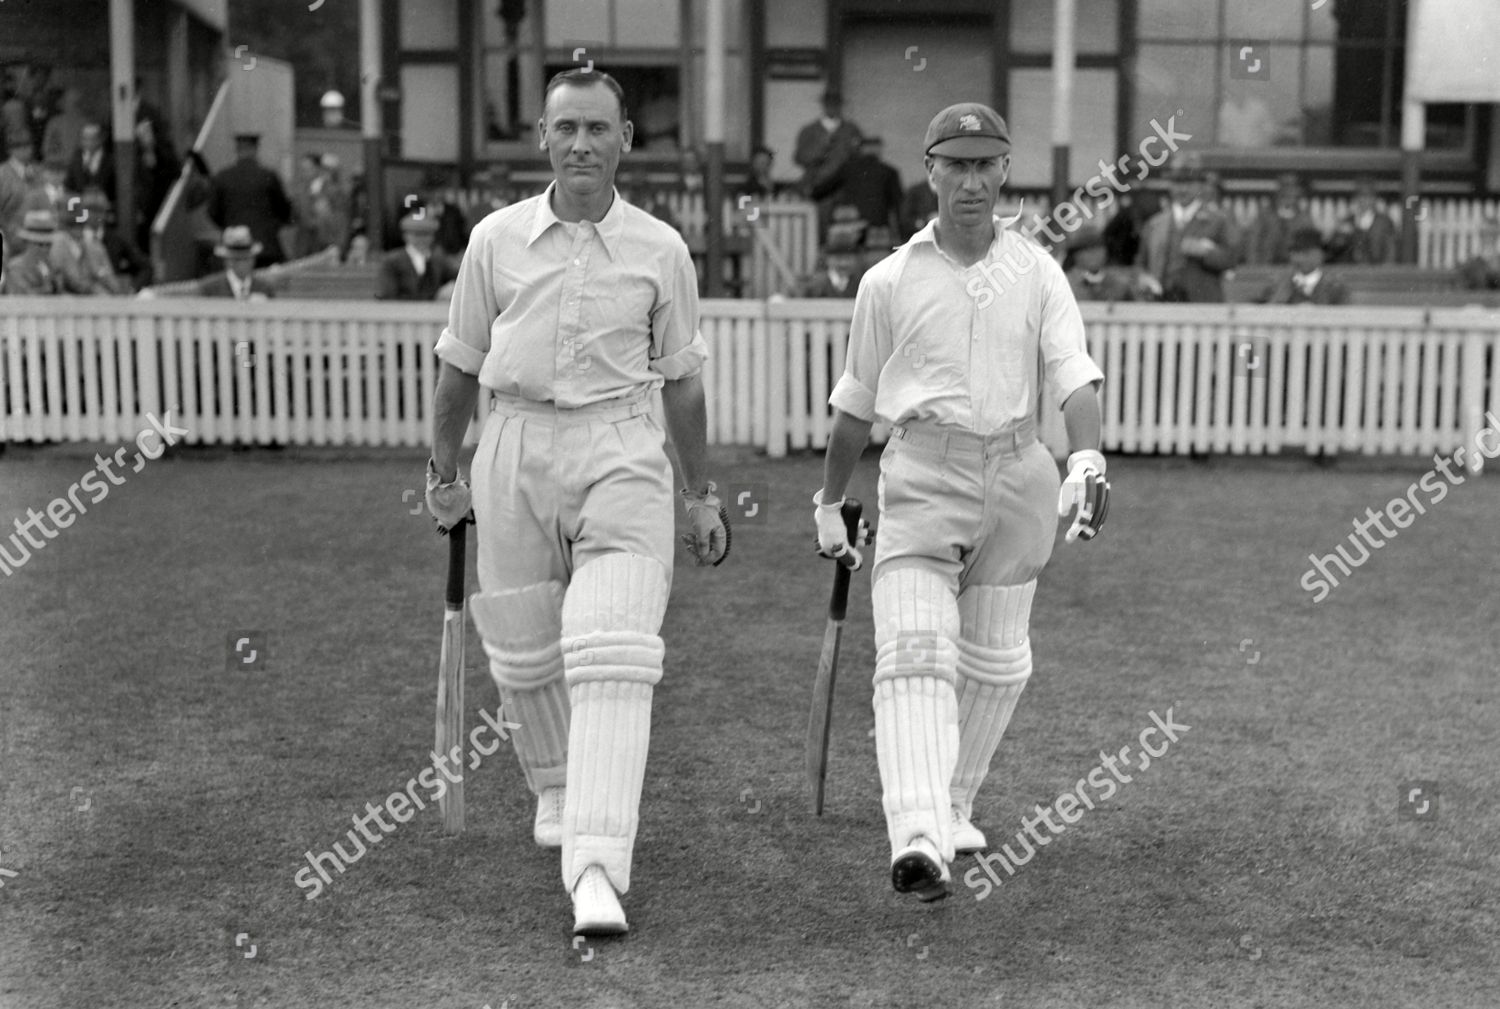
0 443 1497 1009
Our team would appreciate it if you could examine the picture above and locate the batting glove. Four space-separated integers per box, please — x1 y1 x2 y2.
680 482 730 566
1057 450 1110 543
424 457 473 535
812 489 872 569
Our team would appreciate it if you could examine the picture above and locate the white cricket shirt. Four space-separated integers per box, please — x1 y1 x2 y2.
830 217 1104 432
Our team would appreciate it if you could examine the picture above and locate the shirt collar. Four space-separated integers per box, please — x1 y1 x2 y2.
227 270 251 298
901 215 1012 264
527 181 625 260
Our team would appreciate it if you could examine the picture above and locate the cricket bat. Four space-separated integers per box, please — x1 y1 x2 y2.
806 498 864 816
436 521 467 833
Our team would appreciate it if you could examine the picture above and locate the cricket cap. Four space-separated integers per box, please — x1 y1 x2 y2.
924 103 1011 159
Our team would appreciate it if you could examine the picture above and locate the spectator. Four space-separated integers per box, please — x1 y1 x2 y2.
207 132 291 268
1327 177 1397 264
197 226 276 300
899 179 938 239
313 154 351 256
76 188 149 292
132 78 171 158
1257 226 1349 304
617 167 678 228
1245 172 1317 265
736 145 783 202
376 211 458 301
1102 183 1155 267
64 120 114 203
2 209 64 294
52 190 124 295
292 153 325 258
344 232 370 266
799 246 864 298
820 134 902 248
793 88 862 239
464 164 518 233
1065 227 1135 301
38 158 68 212
0 129 37 252
419 171 469 257
133 116 181 252
676 146 705 197
1135 153 1238 302
41 86 87 167
1458 214 1500 290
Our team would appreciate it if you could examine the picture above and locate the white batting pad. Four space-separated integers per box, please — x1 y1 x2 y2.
470 582 569 792
871 567 961 863
950 581 1036 818
559 554 670 895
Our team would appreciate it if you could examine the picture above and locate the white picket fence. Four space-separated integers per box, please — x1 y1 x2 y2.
2 298 1496 472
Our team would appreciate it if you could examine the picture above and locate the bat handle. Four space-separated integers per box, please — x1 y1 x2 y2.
828 499 862 621
445 521 467 608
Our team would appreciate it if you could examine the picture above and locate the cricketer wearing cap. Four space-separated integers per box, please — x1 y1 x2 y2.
813 102 1109 901
425 68 728 936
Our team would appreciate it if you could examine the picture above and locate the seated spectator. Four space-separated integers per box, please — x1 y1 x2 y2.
1245 172 1316 264
64 120 114 203
74 189 149 293
1135 153 1238 303
820 134 903 249
464 164 518 233
1327 177 1397 264
1257 226 1348 305
799 246 864 299
420 171 469 257
1458 215 1500 290
0 129 38 252
2 208 66 294
900 180 937 239
1065 227 1135 302
377 211 458 301
736 145 785 202
197 226 276 300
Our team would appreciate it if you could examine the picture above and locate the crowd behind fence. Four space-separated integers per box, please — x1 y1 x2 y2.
2 297 1494 475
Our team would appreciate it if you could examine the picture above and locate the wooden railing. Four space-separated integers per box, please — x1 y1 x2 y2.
2 299 1495 473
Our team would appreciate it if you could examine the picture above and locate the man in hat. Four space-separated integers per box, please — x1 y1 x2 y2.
1257 225 1348 304
1065 226 1136 301
1327 177 1397 265
2 208 66 294
207 132 293 269
812 101 1107 902
59 189 148 294
1244 172 1317 265
794 88 863 239
1135 152 1238 302
377 211 459 301
197 225 276 300
0 129 38 254
1458 215 1500 291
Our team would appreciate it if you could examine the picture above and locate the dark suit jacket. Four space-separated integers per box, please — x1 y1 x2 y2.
208 157 294 266
64 148 116 204
1327 211 1398 265
794 119 862 195
1458 255 1500 291
1257 272 1350 305
817 153 903 237
1244 208 1317 265
377 248 459 301
197 271 278 299
1136 203 1238 303
1067 267 1137 302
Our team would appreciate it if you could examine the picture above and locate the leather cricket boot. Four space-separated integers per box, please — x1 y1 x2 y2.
572 864 628 935
891 835 951 902
534 786 565 847
952 807 987 854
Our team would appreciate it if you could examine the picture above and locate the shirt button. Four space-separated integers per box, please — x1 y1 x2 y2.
573 259 581 266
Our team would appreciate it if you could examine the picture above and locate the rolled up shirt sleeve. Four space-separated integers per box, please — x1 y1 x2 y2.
1039 264 1105 407
434 219 499 376
648 244 707 381
828 275 889 421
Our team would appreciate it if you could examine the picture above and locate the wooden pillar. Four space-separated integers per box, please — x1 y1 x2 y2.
1050 0 1077 211
360 0 385 250
109 0 137 251
704 0 726 297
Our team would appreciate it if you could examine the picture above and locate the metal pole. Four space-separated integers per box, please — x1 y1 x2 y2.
704 0 726 297
360 0 385 251
1050 0 1076 213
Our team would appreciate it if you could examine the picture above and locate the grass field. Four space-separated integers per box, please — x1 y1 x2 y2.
1 440 1497 1008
